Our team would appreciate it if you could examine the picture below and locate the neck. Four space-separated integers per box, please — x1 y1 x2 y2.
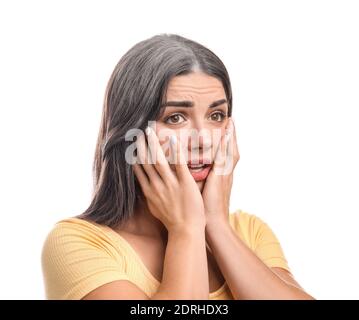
117 197 168 241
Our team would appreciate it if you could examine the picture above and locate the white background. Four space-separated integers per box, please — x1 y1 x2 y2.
0 0 358 299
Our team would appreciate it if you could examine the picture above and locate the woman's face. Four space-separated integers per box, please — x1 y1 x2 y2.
155 71 229 192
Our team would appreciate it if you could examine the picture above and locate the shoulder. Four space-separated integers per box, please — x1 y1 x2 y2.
230 209 291 272
41 217 131 299
229 209 281 250
229 210 266 243
42 217 120 256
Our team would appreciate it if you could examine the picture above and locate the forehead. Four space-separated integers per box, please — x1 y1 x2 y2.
166 72 226 100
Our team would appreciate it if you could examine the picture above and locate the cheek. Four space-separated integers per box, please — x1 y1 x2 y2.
155 128 187 163
155 123 179 156
211 127 226 159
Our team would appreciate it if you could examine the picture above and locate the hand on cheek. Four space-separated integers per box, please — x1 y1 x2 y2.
132 127 207 232
201 117 240 226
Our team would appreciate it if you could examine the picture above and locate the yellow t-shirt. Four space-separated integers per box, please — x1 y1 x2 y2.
41 210 290 300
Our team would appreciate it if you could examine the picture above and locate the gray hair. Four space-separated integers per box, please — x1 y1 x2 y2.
78 33 233 228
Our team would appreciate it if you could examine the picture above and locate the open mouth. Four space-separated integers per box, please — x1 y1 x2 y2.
187 162 212 181
187 163 211 172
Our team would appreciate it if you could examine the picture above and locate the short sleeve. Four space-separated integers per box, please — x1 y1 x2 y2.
251 215 291 272
41 220 131 300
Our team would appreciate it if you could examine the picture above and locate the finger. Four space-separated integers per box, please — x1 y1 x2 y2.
224 130 235 175
226 118 240 163
212 118 234 175
169 134 191 181
213 119 231 169
132 162 150 192
136 131 161 182
145 126 174 181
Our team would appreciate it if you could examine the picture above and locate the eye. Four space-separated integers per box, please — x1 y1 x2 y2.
164 113 186 125
209 111 227 122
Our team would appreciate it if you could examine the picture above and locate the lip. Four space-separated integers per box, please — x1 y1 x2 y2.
169 161 212 181
187 163 212 181
187 158 212 166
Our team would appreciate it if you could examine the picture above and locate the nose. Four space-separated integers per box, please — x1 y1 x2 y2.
185 124 213 156
187 131 211 151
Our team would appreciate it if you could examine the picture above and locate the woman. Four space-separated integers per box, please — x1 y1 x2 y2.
41 34 314 300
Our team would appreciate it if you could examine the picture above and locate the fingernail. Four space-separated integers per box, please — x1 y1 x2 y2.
145 127 151 136
227 118 233 129
226 119 234 135
225 131 232 143
170 135 177 145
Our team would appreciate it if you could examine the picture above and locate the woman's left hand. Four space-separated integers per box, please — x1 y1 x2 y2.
202 117 240 226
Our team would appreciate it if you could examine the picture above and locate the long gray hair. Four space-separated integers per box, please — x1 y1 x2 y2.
78 34 233 228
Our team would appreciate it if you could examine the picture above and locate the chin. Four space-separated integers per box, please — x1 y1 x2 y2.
196 180 205 192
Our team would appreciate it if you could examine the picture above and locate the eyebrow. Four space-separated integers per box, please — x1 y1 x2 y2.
161 98 227 109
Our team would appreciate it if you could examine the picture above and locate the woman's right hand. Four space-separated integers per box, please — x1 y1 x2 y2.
132 126 206 233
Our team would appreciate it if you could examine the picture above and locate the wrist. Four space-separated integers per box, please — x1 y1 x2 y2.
205 214 229 229
205 217 231 240
205 219 232 249
168 222 206 237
